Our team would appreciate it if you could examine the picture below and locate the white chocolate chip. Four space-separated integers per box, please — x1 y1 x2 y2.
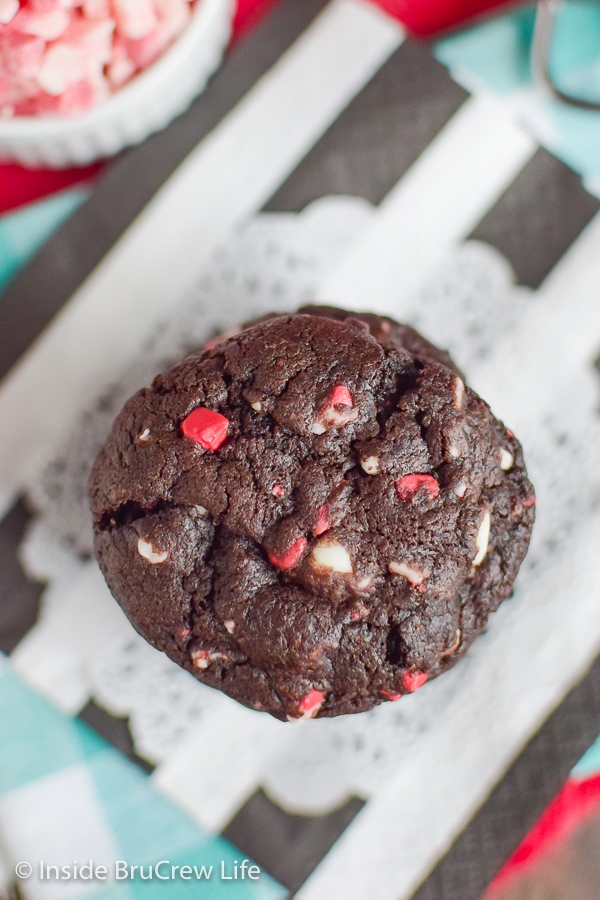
388 561 426 585
224 620 236 634
441 628 462 658
191 650 210 670
312 540 353 574
500 448 514 471
251 401 262 412
360 456 380 475
473 510 491 567
356 576 372 591
137 538 168 564
310 422 327 435
453 377 465 410
454 482 467 498
321 407 359 430
191 648 228 669
449 445 461 459
138 428 150 441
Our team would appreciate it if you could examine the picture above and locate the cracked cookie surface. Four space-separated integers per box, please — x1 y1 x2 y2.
89 307 535 720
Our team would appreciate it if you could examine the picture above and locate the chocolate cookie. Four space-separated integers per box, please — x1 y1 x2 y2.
89 307 535 720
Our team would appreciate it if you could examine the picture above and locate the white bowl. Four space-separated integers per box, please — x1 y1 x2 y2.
0 0 234 168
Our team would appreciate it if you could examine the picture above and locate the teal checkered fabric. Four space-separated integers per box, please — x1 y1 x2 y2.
0 657 286 900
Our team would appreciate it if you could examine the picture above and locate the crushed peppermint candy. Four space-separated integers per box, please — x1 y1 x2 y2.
402 670 428 692
267 536 307 570
313 503 330 536
271 484 285 498
311 539 353 574
0 0 194 118
395 473 439 502
250 401 262 412
191 648 228 669
388 560 427 586
350 602 369 620
203 327 240 351
181 407 229 451
473 510 491 567
298 688 324 719
137 537 168 564
328 384 353 408
191 648 209 669
380 689 401 701
138 428 150 441
311 383 359 434
224 620 236 634
523 496 536 508
0 0 19 25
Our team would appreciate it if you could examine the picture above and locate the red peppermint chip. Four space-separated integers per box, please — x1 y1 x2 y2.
181 408 229 451
299 688 325 718
523 496 536 508
395 474 439 502
313 503 330 536
402 670 428 692
272 485 285 498
267 537 307 570
328 384 353 408
380 689 402 702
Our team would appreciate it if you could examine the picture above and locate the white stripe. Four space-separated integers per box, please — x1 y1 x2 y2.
320 93 536 309
471 210 600 426
0 0 403 519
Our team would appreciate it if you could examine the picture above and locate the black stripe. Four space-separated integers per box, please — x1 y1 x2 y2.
0 0 329 383
0 498 43 654
78 700 155 774
222 789 364 894
263 40 467 212
411 654 600 900
469 148 599 289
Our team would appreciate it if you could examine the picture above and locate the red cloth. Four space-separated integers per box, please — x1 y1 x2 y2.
375 0 520 36
488 773 600 895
